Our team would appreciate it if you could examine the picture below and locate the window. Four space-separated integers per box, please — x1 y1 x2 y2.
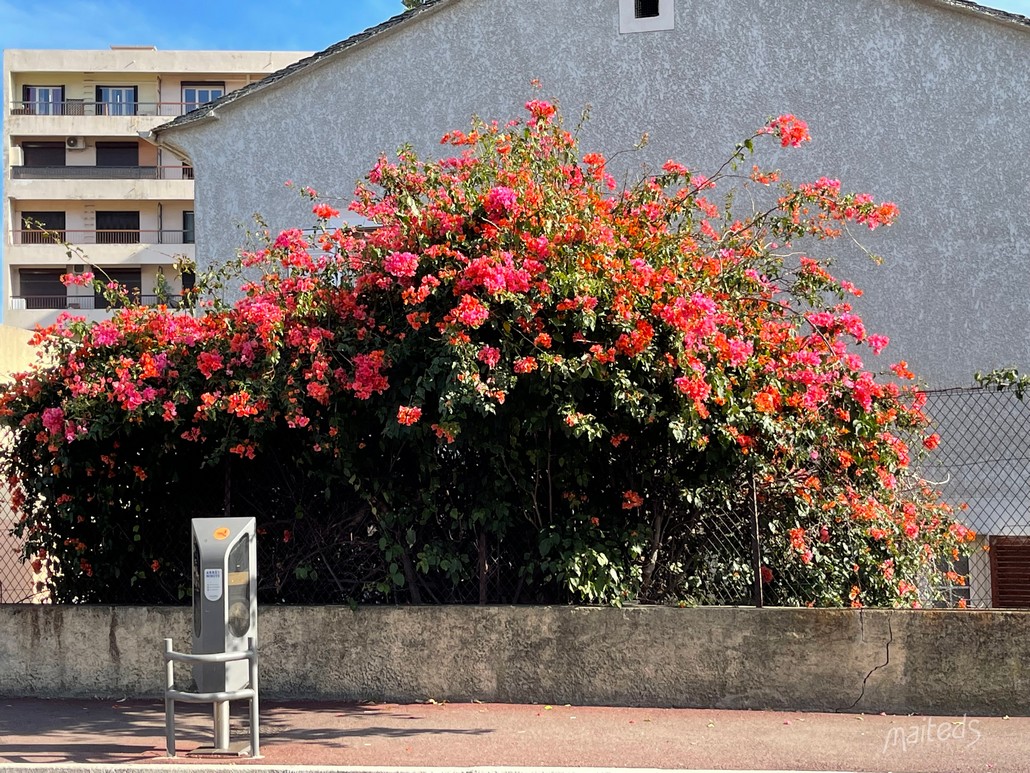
183 211 195 244
934 554 972 608
96 142 139 167
21 85 64 115
18 269 65 309
94 267 141 309
20 211 66 244
182 83 225 113
619 0 674 32
96 211 140 244
95 86 138 116
22 142 65 168
636 0 660 17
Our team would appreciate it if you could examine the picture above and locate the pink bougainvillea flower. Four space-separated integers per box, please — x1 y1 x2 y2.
384 251 420 278
485 186 518 215
524 99 556 122
477 346 501 368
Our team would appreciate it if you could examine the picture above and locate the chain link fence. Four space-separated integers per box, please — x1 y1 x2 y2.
0 506 35 603
672 386 1030 608
4 386 1030 607
0 449 40 603
918 387 1030 608
638 387 1030 608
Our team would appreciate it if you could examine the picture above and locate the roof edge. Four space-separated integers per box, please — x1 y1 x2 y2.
151 0 459 137
925 0 1030 29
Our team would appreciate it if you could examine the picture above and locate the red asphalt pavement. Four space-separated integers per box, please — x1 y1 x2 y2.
1 698 1028 772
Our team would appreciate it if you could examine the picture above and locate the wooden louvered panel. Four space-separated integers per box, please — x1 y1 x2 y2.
990 537 1030 608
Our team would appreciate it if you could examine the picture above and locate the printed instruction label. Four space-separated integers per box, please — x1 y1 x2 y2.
204 568 223 601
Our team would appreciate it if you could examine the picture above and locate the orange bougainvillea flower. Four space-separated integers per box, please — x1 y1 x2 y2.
621 490 644 510
397 405 423 426
753 388 779 414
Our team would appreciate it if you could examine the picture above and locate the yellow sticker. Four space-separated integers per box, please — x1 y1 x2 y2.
213 527 231 540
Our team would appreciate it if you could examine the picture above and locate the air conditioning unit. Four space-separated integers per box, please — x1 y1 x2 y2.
65 136 86 150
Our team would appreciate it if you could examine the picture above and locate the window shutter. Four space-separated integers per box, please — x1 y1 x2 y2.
990 536 1030 608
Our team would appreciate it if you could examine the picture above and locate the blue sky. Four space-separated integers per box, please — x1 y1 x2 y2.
2 0 1029 52
0 0 408 52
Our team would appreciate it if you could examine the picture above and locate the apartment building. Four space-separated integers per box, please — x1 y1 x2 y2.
1 47 308 329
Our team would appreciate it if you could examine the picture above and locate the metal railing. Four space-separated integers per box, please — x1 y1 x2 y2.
9 294 185 311
10 101 214 118
164 637 260 757
13 229 193 246
11 165 194 180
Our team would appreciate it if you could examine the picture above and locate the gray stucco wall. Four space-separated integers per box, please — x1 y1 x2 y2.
167 0 1030 389
1 605 1028 715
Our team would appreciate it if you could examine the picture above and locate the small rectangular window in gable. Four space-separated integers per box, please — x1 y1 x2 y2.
620 0 674 33
636 0 660 18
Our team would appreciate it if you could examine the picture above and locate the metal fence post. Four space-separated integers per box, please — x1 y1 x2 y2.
164 638 176 757
750 472 764 608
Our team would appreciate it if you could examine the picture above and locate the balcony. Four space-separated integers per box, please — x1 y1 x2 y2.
7 176 193 201
13 229 192 245
10 101 207 118
7 230 195 267
11 165 193 180
5 293 190 329
9 294 186 311
7 101 206 138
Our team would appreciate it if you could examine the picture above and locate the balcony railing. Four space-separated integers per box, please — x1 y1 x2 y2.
11 165 195 180
10 295 186 311
13 229 194 246
10 101 214 118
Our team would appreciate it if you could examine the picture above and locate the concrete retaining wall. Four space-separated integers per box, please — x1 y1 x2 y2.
1 605 1027 715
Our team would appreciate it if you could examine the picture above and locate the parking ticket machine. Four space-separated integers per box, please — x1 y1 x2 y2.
191 517 257 693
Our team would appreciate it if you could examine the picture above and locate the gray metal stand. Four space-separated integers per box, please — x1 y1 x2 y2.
163 637 260 758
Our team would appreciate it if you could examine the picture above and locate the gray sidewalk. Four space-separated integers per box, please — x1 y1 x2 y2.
1 698 1027 772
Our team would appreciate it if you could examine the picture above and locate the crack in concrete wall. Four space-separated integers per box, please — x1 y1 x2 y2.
838 610 894 713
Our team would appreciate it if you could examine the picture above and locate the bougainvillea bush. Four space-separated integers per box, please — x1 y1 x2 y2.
0 100 974 605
